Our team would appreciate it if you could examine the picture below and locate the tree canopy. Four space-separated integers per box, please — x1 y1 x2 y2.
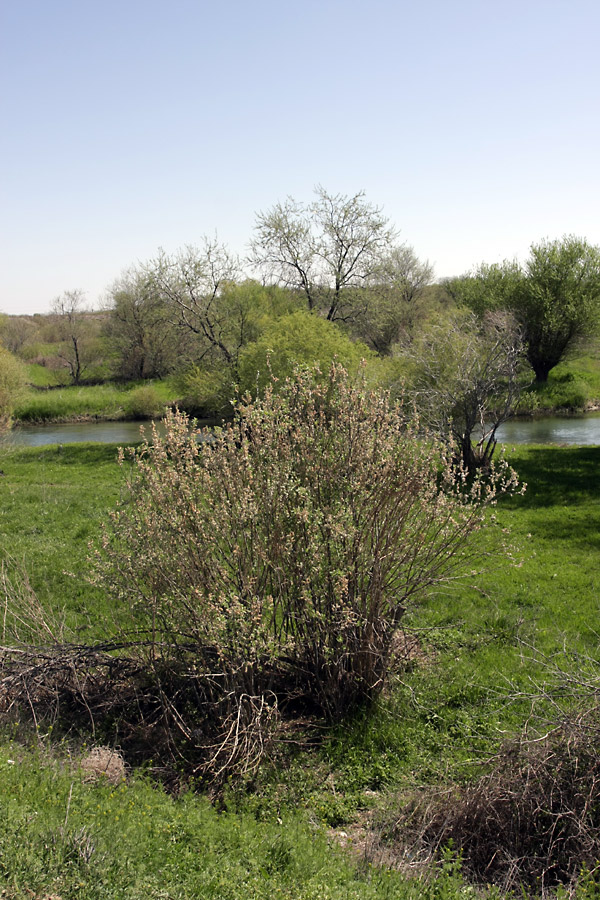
250 186 400 322
522 237 600 382
447 236 600 382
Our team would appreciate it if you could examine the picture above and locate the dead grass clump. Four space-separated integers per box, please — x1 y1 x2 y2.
79 746 126 784
379 711 600 896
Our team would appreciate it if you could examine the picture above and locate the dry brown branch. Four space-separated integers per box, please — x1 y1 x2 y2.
0 639 281 786
379 711 600 896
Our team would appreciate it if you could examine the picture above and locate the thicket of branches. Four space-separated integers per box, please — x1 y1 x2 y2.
380 710 600 896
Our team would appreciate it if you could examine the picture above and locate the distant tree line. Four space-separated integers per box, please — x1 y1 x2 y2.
2 188 600 464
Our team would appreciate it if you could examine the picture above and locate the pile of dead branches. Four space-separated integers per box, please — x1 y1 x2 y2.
380 710 600 895
0 637 283 788
0 564 286 786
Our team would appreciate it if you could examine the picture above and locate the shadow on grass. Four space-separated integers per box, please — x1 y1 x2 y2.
503 445 600 509
5 442 127 468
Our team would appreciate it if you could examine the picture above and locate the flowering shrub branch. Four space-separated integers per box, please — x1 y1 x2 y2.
95 364 520 725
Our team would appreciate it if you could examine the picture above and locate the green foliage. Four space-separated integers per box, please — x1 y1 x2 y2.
123 384 165 420
0 346 27 429
179 361 235 416
355 247 435 354
523 236 600 381
236 310 373 396
105 268 187 380
179 304 375 415
24 362 65 388
449 236 600 383
445 261 522 318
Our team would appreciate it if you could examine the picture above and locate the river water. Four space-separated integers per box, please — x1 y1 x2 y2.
3 414 600 448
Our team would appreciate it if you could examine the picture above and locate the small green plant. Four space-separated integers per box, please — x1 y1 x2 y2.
179 362 235 416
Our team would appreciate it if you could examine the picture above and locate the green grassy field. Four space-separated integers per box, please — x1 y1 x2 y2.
0 441 599 897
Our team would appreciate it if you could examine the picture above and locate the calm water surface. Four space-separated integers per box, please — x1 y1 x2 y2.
3 414 600 447
494 413 600 446
3 419 213 447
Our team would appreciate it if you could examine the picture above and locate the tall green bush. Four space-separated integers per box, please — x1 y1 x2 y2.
123 384 165 419
236 310 372 396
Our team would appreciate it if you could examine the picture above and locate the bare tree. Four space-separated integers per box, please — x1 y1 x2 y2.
378 245 435 305
250 186 398 322
359 246 435 354
0 315 36 355
404 310 524 472
147 239 241 366
51 290 92 384
104 269 189 380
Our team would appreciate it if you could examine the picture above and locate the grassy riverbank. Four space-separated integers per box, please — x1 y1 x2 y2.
0 441 599 896
12 340 600 428
519 349 600 413
14 378 181 424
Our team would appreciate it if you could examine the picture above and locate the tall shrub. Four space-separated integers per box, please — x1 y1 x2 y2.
96 365 518 720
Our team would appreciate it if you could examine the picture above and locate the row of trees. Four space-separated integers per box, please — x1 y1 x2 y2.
3 189 600 463
104 188 436 389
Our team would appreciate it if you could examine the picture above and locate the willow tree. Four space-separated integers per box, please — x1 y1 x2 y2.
447 236 600 383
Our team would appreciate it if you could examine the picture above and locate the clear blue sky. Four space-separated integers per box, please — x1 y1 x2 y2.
2 0 599 315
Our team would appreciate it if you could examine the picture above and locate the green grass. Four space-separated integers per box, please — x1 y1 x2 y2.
0 443 125 634
24 362 66 388
1 743 481 900
14 377 181 423
0 737 495 900
1 441 600 896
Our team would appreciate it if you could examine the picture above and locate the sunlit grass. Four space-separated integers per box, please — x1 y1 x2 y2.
0 443 124 634
0 742 461 900
14 378 181 423
520 343 600 412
